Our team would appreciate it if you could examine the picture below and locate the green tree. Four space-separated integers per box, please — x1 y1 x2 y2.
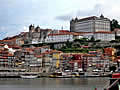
111 19 120 31
66 40 72 48
89 36 95 42
74 38 88 45
95 40 101 42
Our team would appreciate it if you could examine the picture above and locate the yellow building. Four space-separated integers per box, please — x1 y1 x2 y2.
52 50 62 68
112 48 116 61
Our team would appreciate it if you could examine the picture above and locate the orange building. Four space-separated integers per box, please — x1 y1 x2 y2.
104 48 116 61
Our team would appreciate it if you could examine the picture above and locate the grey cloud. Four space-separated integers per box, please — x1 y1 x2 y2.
55 11 77 21
55 4 104 21
77 4 104 16
56 15 73 21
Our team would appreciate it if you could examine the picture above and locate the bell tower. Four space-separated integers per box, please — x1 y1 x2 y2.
29 24 35 32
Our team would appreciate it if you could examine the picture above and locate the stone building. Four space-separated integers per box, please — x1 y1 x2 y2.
70 15 111 32
45 33 74 43
28 24 52 44
94 31 115 41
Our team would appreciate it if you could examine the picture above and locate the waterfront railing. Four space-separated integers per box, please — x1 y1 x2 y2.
104 78 120 90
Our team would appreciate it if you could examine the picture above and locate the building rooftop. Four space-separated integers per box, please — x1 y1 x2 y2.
71 15 110 22
94 31 113 34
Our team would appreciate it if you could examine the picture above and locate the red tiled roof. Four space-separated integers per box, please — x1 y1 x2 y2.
24 48 34 52
81 46 90 48
89 51 97 53
48 33 72 36
117 56 120 59
0 40 11 42
77 32 93 35
35 55 42 58
41 46 49 48
32 46 49 50
8 45 22 49
114 28 120 31
51 50 62 53
84 54 96 57
0 39 16 43
3 53 14 57
0 56 8 59
94 31 113 34
7 53 14 56
72 33 81 36
0 51 9 54
42 52 52 55
0 44 5 46
69 60 81 63
41 50 62 55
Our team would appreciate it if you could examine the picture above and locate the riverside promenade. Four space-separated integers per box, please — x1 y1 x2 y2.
0 71 111 78
0 72 41 78
0 67 112 78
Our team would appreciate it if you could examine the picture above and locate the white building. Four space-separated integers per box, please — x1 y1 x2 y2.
45 33 74 43
94 31 115 41
73 33 83 39
70 15 111 32
78 32 94 40
80 31 115 41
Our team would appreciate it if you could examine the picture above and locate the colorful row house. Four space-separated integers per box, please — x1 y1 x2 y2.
0 48 16 69
59 52 110 72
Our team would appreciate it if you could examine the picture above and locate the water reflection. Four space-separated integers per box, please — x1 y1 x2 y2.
0 78 109 90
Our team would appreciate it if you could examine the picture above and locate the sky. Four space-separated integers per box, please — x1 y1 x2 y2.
0 0 120 39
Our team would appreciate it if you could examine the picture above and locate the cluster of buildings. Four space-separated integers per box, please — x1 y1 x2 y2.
12 15 115 46
0 41 117 73
0 42 62 72
0 15 120 73
21 15 120 46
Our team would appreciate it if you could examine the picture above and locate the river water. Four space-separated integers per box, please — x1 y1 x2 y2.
0 77 109 90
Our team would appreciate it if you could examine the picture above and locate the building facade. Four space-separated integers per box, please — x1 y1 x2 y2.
45 33 74 43
70 15 111 32
28 25 52 44
94 31 115 41
78 31 115 41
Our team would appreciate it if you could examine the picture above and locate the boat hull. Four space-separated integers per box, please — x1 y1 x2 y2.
20 75 38 79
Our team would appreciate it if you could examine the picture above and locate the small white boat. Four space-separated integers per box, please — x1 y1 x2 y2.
84 72 100 77
49 72 76 78
20 73 38 79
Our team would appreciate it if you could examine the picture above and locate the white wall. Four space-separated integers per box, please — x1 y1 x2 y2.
45 34 74 43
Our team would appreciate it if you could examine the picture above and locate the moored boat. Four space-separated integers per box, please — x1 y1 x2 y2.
49 71 82 78
49 72 73 78
84 72 100 77
20 73 38 79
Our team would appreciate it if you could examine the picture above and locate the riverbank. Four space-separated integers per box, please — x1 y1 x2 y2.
0 72 111 78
